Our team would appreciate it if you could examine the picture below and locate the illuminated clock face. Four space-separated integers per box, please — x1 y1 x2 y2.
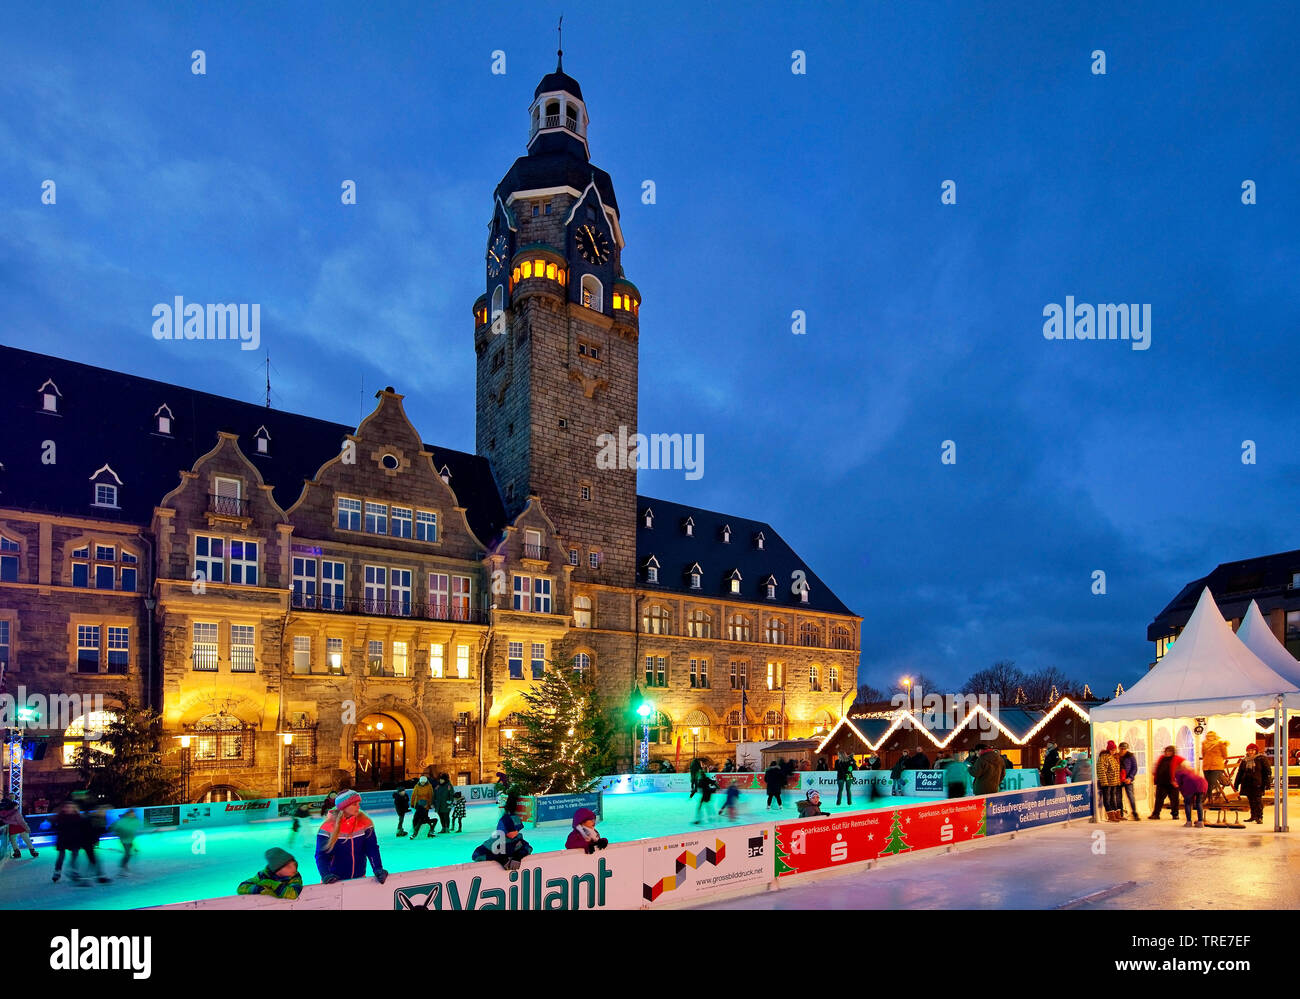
576 224 611 265
487 235 509 277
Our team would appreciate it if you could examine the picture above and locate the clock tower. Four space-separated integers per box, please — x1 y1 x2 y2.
474 54 641 587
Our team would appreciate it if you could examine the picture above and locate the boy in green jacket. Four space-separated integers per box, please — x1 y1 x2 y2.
237 847 303 900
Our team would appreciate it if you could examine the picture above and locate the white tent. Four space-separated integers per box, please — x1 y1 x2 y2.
1092 587 1298 831
1093 588 1300 722
1237 600 1300 690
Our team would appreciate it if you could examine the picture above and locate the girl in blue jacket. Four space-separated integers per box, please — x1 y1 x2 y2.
315 791 388 884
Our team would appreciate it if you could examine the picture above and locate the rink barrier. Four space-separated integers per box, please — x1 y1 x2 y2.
150 783 1089 911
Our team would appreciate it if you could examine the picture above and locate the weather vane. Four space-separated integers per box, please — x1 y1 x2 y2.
557 14 564 69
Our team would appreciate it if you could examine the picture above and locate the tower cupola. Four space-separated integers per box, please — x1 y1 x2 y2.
528 48 589 157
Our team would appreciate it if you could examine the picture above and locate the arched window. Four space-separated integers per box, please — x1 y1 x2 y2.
200 785 242 803
636 710 672 745
828 665 840 693
191 713 250 763
62 710 119 766
809 664 821 692
725 710 746 743
687 609 712 638
765 619 787 644
764 710 785 740
643 605 671 635
799 622 820 647
727 614 751 642
573 595 592 629
581 274 603 311
491 284 504 319
681 710 710 745
831 625 855 650
571 652 592 679
545 100 561 123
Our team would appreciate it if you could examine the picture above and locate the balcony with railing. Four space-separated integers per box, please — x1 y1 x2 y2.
521 544 549 562
529 114 582 140
208 493 249 518
289 590 485 624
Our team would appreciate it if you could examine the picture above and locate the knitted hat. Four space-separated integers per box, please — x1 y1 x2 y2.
264 847 295 873
1105 740 1117 752
335 790 361 810
417 775 429 784
806 789 820 801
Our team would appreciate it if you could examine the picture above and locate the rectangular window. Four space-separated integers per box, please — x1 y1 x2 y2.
95 545 115 562
451 576 471 621
415 510 438 542
107 626 129 674
364 502 388 535
364 565 387 614
430 642 444 679
767 662 784 690
531 642 546 679
327 637 344 674
292 557 318 609
368 640 384 675
94 564 115 589
512 575 532 612
0 620 9 673
456 644 470 679
293 636 311 674
391 506 413 539
568 548 579 566
643 655 667 687
195 535 225 584
229 540 258 586
581 485 591 501
508 641 524 680
390 568 413 616
533 577 552 614
94 484 118 507
429 573 449 617
193 623 218 671
72 562 88 588
322 560 345 610
230 625 255 672
392 641 409 677
120 550 138 565
77 625 100 673
120 567 137 592
588 552 600 569
337 497 361 531
810 664 821 692
690 658 709 689
730 661 748 690
829 665 840 693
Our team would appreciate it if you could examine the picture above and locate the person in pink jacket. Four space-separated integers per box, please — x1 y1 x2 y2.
564 807 609 853
1175 763 1208 828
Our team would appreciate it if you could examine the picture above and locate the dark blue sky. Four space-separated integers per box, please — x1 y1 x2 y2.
2 1 1297 695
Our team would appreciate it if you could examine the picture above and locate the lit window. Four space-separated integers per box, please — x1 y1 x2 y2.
430 643 444 679
456 644 470 679
572 652 591 678
687 610 712 638
546 262 557 280
643 605 671 635
368 640 385 675
767 662 784 690
327 637 344 674
690 658 710 689
574 595 592 629
810 665 821 691
829 665 840 692
730 578 741 594
392 641 408 677
452 576 471 621
522 261 532 278
192 623 219 671
231 625 255 672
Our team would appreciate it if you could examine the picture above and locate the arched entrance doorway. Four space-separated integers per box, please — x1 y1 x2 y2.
353 713 406 789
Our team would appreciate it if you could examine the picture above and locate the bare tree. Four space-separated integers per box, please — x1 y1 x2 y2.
856 682 887 703
1022 666 1073 704
962 660 1027 702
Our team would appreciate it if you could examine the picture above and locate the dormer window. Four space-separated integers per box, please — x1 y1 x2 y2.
754 532 765 551
683 517 695 537
254 426 270 455
721 525 731 544
643 509 654 528
644 556 660 584
728 570 742 595
440 465 452 485
154 404 174 435
687 563 702 590
799 587 810 604
38 378 61 414
764 576 777 600
89 464 123 509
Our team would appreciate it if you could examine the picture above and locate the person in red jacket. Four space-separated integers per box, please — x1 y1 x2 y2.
1174 763 1208 828
565 807 609 853
315 790 388 884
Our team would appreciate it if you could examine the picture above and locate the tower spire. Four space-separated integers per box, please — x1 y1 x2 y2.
556 14 564 71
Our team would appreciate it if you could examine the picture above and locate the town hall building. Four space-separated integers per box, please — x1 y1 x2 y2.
0 58 861 804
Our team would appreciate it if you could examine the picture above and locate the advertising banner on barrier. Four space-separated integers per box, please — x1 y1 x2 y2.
984 783 1092 836
774 797 987 877
533 792 602 825
143 805 179 827
641 824 773 905
179 799 276 827
713 773 764 791
597 773 693 794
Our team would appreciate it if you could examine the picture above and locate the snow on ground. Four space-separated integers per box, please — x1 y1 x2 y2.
0 790 932 910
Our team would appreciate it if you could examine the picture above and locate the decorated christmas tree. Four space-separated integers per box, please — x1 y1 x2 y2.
75 690 179 805
879 810 912 856
501 662 616 795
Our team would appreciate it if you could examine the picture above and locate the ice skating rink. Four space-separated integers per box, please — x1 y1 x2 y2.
0 790 929 910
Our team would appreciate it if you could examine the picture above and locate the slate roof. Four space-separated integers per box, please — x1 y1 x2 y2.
634 495 857 618
1148 548 1300 640
496 137 620 216
535 68 583 100
0 346 507 548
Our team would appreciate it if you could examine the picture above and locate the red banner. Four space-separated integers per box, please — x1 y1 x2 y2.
774 798 986 877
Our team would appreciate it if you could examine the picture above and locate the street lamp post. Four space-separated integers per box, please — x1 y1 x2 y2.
281 733 295 797
902 677 913 713
177 734 192 803
636 700 654 771
691 726 700 767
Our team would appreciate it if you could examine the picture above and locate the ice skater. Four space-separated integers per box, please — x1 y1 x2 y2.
289 799 314 843
0 798 38 860
110 809 141 874
718 782 741 821
451 791 466 832
472 792 533 870
411 775 436 838
315 790 388 885
393 784 410 837
434 773 454 833
694 772 718 824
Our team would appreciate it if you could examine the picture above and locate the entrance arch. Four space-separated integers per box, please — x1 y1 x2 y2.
352 713 406 789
